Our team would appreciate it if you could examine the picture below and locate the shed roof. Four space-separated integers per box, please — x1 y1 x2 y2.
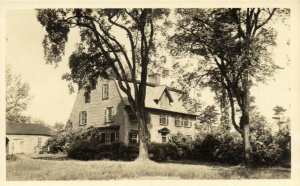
6 120 51 136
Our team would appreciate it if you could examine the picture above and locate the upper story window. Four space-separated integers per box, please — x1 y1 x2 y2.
129 111 137 123
102 84 109 100
183 118 192 128
79 111 87 126
160 113 168 125
175 116 182 127
105 107 114 123
84 92 91 103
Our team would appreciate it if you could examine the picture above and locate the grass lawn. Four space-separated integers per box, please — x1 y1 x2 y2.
6 154 290 180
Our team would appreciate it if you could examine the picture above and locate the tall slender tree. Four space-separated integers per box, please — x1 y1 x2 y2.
6 65 32 123
37 9 170 161
169 8 289 166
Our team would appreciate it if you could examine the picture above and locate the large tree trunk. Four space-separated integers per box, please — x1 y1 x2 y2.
135 111 150 161
242 122 252 166
241 70 253 167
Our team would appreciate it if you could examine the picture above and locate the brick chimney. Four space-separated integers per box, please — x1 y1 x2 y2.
148 73 161 85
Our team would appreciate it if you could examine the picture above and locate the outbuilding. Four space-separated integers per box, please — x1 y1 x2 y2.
6 120 51 154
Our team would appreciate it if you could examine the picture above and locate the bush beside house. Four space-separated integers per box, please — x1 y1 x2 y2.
46 126 290 167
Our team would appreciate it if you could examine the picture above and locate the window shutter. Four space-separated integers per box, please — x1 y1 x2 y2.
111 107 114 121
107 84 109 98
166 115 169 124
105 109 107 122
79 112 82 125
102 85 104 99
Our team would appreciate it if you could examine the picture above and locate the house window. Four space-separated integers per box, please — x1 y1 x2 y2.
183 118 192 128
160 113 168 125
162 134 168 143
175 116 181 127
100 132 106 143
84 92 91 103
105 107 114 123
110 132 119 143
129 130 138 144
79 111 87 126
37 138 42 148
102 84 109 100
145 112 151 124
128 111 137 123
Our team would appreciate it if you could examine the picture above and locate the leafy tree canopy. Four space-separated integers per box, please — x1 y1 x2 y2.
6 65 32 123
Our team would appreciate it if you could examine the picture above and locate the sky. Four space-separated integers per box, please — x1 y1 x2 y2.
5 9 291 127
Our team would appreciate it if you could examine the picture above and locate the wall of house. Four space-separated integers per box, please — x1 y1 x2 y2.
125 109 197 144
6 135 50 154
147 110 197 143
69 79 126 141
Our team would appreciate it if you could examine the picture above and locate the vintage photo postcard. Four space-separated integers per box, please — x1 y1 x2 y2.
0 1 299 186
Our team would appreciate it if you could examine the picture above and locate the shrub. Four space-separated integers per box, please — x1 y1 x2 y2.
47 132 76 153
212 132 243 164
168 132 194 159
6 154 18 161
252 141 284 166
67 127 139 161
148 142 178 161
68 139 139 161
192 132 243 164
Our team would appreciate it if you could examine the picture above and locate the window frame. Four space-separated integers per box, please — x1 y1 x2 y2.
84 92 91 103
183 117 192 128
102 84 109 100
98 132 106 143
110 132 119 143
105 107 114 123
37 138 42 148
128 111 137 123
145 112 151 124
159 113 168 126
128 130 138 144
175 115 182 127
79 111 87 126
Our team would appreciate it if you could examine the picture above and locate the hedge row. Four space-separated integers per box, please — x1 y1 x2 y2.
48 126 290 167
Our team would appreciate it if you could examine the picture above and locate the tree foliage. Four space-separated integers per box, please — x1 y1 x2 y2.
36 9 170 160
169 8 289 165
6 65 32 123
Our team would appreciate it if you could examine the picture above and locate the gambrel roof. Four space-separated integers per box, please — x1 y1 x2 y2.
114 80 197 116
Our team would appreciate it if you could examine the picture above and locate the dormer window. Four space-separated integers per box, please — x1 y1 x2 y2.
160 93 170 109
102 84 109 100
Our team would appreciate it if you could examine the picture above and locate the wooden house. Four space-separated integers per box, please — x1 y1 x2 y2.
68 74 197 144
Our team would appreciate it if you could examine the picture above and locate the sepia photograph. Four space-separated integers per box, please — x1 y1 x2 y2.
1 1 299 185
